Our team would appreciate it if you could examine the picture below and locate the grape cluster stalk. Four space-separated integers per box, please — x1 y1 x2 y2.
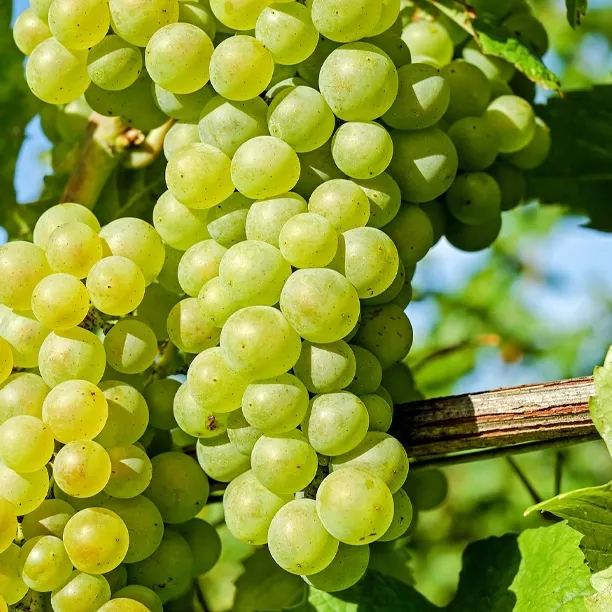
2 0 551 608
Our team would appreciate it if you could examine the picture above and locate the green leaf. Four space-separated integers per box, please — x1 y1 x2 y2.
590 347 612 457
566 0 588 29
526 483 612 572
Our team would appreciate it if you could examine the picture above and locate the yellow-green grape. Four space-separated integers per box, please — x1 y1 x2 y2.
34 203 101 249
462 40 515 82
178 240 227 297
30 0 54 21
484 94 536 154
308 179 370 233
401 20 453 66
378 488 412 541
293 341 356 394
209 0 269 30
153 84 215 122
63 508 129 574
109 0 179 47
446 212 502 252
86 256 146 317
31 274 89 330
448 117 500 172
167 298 221 354
99 598 151 611
360 257 406 305
0 310 49 368
380 360 420 405
49 0 110 50
232 136 300 199
104 319 158 375
311 0 382 43
54 440 112 498
173 518 221 576
0 338 12 385
266 74 309 101
113 586 162 612
295 140 347 199
134 284 180 341
87 35 143 91
206 193 252 248
440 60 492 123
104 445 152 499
504 117 551 169
0 499 17 554
0 416 54 473
383 203 433 266
143 378 180 431
365 31 411 67
245 192 307 247
0 544 28 604
0 595 5 612
319 43 398 121
209 36 274 101
26 38 90 104
268 499 339 575
12 9 51 55
165 143 234 210
99 218 165 286
0 373 49 423
21 499 75 540
226 410 262 455
369 0 400 35
50 571 111 612
0 241 50 310
446 172 502 224
304 542 370 592
503 12 549 57
45 221 104 279
296 36 339 87
144 451 209 523
153 192 210 251
0 462 49 515
102 564 127 594
223 470 291 545
280 212 337 268
361 393 393 432
21 535 74 592
173 382 228 438
179 0 216 40
196 434 251 482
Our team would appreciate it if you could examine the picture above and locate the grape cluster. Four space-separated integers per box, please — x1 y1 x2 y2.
5 0 551 608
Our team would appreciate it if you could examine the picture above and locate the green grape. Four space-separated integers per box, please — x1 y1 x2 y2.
361 393 393 432
223 470 290 545
388 127 458 203
166 143 233 210
153 192 209 251
178 239 227 297
484 94 536 153
144 451 209 523
311 0 382 42
197 277 241 328
295 142 347 199
361 258 406 306
504 117 550 169
242 374 309 434
448 116 500 171
173 382 228 438
268 499 339 575
13 9 51 56
345 345 383 395
210 36 274 100
54 440 112 498
0 241 50 310
308 179 370 233
0 595 5 612
0 544 28 604
401 20 453 66
268 63 298 89
0 373 49 423
383 203 433 266
490 77 513 100
462 40 515 82
196 434 251 481
188 347 251 413
266 75 309 101
0 416 53 473
21 535 73 592
103 496 164 563
0 339 11 386
316 468 393 545
420 199 446 245
64 508 129 574
375 385 393 410
267 86 335 153
173 518 221 576
255 3 318 65
164 122 200 161
293 341 356 394
46 221 104 279
99 218 166 286
51 571 111 612
251 430 317 494
304 542 369 592
319 43 398 121
152 84 214 123
34 203 100 249
280 268 360 343
30 0 54 21
279 213 338 269
48 0 109 50
179 0 216 39
487 160 525 211
331 431 408 493
167 298 221 354
104 319 158 375
104 445 152 499
145 23 213 93
227 410 262 455
350 173 400 230
403 468 448 510
370 0 400 35
0 462 49 515
126 530 193 603
445 213 502 252
440 60 491 123
156 245 183 295
103 564 127 594
99 599 151 611
95 382 149 448
109 0 179 46
209 0 269 30
55 97 92 143
171 427 197 448
378 488 412 541
87 35 143 91
31 274 89 330
0 310 50 368
206 193 252 248
0 499 17 554
21 499 75 540
365 32 411 67
135 284 180 342
143 379 180 431
446 172 502 224
26 38 90 104
245 193 307 247
503 12 549 56
114 586 163 612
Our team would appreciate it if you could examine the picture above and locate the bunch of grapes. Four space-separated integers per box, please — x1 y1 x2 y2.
3 0 552 609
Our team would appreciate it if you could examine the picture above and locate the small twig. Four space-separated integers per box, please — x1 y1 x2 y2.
554 451 565 496
507 456 543 505
124 119 174 169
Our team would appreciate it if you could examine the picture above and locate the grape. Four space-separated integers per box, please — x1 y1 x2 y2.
293 341 356 394
167 298 221 354
295 142 347 199
209 0 269 30
448 116 500 171
188 347 251 413
319 43 398 121
484 94 536 154
488 160 525 211
113 586 163 612
0 499 17 554
26 38 90 104
0 339 11 386
0 416 53 473
109 0 179 46
197 277 240 328
296 37 338 89
64 508 129 574
103 496 164 563
256 4 318 65
280 268 360 343
339 174 396 231
143 379 180 431
12 9 51 56
156 246 183 295
339 346 383 397
179 0 216 39
163 122 200 161
0 373 49 423
388 127 458 203
378 488 412 541
104 319 158 375
227 410 262 455
207 193 253 248
245 193 307 247
173 519 221 576
440 60 491 123
0 462 49 515
49 0 110 50
383 203 433 266
279 213 338 269
196 434 251 482
54 440 112 498
87 35 143 91
311 0 382 43
34 204 100 249
103 564 127 593
266 75 309 101
21 535 73 592
30 273 88 330
144 451 209 523
153 84 214 122
304 542 369 592
209 36 274 100
104 445 153 499
0 544 28 604
268 499 339 575
267 86 335 153
361 258 406 307
0 310 50 368
21 499 75 540
403 468 448 510
134 285 177 343
30 0 54 21
125 530 192 603
95 382 149 448
401 21 453 66
99 218 166 286
503 12 549 57
99 599 150 611
178 239 227 297
446 172 502 224
365 32 411 67
51 571 111 612
0 241 49 310
445 213 502 252
504 117 550 169
153 192 210 251
462 40 515 82
308 179 370 233
46 221 104 279
173 382 228 438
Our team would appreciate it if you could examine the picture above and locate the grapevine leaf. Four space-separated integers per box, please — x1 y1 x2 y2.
566 0 588 29
589 346 612 458
526 484 612 572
